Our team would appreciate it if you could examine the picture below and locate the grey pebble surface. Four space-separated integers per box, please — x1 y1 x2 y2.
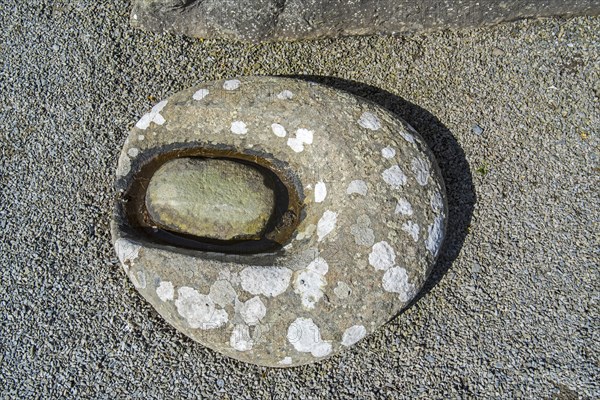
1 1 598 399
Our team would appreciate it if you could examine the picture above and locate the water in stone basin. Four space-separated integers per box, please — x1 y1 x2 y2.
145 157 276 241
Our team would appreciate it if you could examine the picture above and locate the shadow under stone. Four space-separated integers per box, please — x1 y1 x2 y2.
283 75 476 304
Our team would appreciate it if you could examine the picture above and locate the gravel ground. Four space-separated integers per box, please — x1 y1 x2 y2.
1 1 598 399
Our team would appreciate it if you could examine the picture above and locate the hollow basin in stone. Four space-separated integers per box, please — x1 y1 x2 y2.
111 76 447 367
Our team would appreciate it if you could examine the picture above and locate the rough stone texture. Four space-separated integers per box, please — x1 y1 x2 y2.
145 157 276 240
112 77 447 367
131 0 600 42
1 1 598 396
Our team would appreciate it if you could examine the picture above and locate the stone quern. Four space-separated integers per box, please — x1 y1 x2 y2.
111 77 447 367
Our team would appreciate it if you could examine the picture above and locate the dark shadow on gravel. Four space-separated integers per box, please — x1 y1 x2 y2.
283 75 476 304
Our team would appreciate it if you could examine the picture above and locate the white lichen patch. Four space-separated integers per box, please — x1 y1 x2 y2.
287 317 332 357
127 147 139 158
381 146 396 159
317 210 337 242
382 267 416 303
135 100 168 130
293 257 328 309
314 181 327 203
425 215 444 257
278 356 292 365
400 130 415 143
175 287 228 329
114 238 141 272
431 192 444 214
156 281 174 302
271 123 287 137
357 112 381 130
346 180 368 196
230 324 253 351
369 241 396 271
240 296 266 326
341 325 367 346
382 165 408 188
209 280 237 308
223 79 241 90
402 221 420 242
287 128 314 153
277 90 294 100
412 157 430 186
240 267 293 297
333 281 352 299
192 88 210 100
395 198 413 216
231 121 248 135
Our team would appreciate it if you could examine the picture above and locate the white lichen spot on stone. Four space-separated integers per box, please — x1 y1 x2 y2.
127 147 140 158
425 215 444 257
135 100 168 130
382 165 408 188
231 121 248 135
346 180 368 196
296 129 313 143
395 198 413 216
240 266 293 297
116 151 131 177
287 317 332 357
293 257 328 309
358 112 381 130
138 135 145 141
314 181 327 203
287 128 313 152
277 90 294 100
240 296 266 326
317 210 337 242
192 88 210 100
381 146 396 159
209 280 238 308
156 281 174 302
382 267 416 303
230 324 253 351
223 79 241 90
431 192 444 214
341 325 367 347
114 238 141 272
402 221 420 242
412 157 430 186
368 241 396 271
271 123 287 137
333 281 352 299
175 287 228 330
278 356 292 365
401 130 415 143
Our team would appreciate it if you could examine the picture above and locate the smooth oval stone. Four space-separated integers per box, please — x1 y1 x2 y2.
112 77 448 368
145 158 275 241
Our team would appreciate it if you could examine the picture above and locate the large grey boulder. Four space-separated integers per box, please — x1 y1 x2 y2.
112 76 447 367
131 0 600 42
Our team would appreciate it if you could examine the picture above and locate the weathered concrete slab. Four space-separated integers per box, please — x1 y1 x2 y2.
131 0 600 42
